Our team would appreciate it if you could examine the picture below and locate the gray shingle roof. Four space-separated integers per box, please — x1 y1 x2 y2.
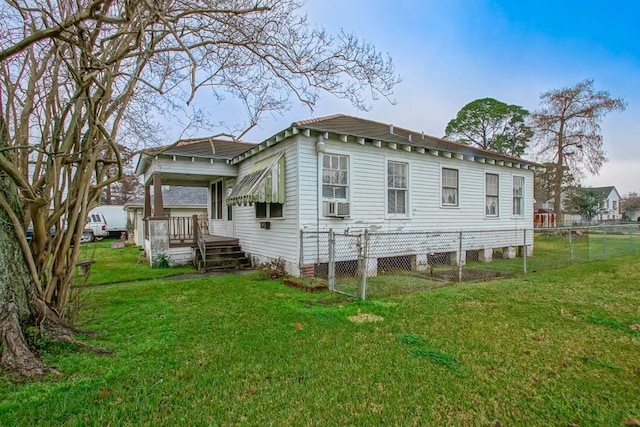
125 187 207 208
292 114 540 166
146 137 255 159
588 186 617 198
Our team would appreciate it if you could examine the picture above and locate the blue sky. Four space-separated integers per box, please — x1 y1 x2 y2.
205 0 640 194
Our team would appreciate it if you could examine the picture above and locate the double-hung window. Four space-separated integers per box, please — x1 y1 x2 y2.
387 161 408 215
442 168 458 206
512 176 524 216
322 154 348 199
485 173 499 217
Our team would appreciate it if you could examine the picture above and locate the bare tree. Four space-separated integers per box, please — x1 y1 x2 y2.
531 79 625 215
0 0 399 375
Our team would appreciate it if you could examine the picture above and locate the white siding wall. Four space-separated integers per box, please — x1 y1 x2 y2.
169 247 193 266
599 190 621 221
205 134 536 275
129 208 144 246
230 139 301 274
298 135 535 232
167 207 208 217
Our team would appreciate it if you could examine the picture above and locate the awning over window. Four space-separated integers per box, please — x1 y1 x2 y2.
226 152 285 206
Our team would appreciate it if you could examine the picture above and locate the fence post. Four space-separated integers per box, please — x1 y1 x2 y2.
458 231 463 282
523 229 527 274
359 229 368 300
568 226 573 264
603 228 607 259
630 227 633 254
328 229 335 292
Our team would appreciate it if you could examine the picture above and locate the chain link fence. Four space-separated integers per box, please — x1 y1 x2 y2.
300 224 640 299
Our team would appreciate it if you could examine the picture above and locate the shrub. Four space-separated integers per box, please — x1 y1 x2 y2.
255 257 286 279
152 253 170 269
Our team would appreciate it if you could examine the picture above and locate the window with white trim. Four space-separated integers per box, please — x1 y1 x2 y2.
442 168 458 206
486 173 499 217
322 154 348 199
255 202 283 219
387 161 408 215
513 176 524 216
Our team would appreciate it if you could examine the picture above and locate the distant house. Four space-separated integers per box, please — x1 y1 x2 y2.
540 185 622 225
135 114 543 275
591 186 622 222
124 187 208 247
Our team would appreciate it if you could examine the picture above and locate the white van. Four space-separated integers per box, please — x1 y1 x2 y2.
89 205 128 237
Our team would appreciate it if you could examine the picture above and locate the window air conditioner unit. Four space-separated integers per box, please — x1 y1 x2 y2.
323 201 350 218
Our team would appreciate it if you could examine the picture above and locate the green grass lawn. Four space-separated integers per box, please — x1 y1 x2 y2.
74 240 196 287
1 255 639 425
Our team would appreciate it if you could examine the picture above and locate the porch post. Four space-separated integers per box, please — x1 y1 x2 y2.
143 185 151 219
143 185 151 241
153 173 164 217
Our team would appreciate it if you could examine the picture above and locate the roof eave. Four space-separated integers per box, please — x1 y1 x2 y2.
134 153 150 176
229 122 544 171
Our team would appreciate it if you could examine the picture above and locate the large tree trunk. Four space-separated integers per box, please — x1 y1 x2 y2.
0 111 55 374
553 122 565 224
0 221 53 375
0 115 104 376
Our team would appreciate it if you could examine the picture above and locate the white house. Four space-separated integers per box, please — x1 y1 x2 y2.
135 114 543 275
591 186 622 222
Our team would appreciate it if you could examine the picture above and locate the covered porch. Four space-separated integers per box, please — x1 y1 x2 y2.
135 137 254 267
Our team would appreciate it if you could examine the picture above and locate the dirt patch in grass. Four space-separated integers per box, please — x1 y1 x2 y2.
348 309 384 323
284 278 328 292
304 297 353 307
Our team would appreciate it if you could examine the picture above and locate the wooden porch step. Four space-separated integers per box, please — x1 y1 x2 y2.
194 238 251 273
201 236 240 246
203 245 241 252
204 253 247 261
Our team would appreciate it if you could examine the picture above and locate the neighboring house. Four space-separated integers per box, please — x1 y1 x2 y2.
591 186 622 222
539 194 581 226
124 186 208 247
541 186 622 225
135 114 543 275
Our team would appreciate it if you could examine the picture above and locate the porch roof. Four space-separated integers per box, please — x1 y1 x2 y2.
136 138 255 177
227 152 285 206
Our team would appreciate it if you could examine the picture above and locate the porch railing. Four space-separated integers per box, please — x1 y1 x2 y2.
170 216 209 243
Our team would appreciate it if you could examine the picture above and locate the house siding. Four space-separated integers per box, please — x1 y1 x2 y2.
297 135 534 232
228 138 301 274
598 189 622 221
